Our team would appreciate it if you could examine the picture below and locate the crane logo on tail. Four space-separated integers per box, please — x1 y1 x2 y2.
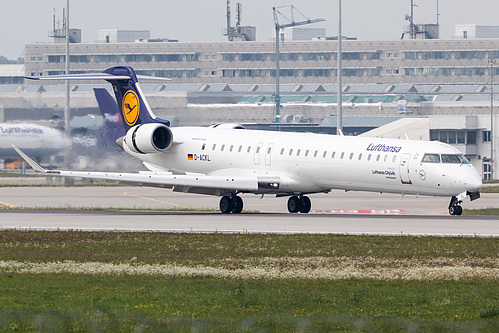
122 90 140 126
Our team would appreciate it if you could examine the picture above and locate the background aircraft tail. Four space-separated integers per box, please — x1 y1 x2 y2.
93 88 126 150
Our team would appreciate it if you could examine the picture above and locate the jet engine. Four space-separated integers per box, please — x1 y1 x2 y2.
124 123 173 154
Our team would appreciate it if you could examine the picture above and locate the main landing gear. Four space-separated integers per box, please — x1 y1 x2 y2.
448 196 463 216
219 195 243 214
287 195 311 213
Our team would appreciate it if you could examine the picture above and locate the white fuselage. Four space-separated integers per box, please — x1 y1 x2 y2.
123 127 482 197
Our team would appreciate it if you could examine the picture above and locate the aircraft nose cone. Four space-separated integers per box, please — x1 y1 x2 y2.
465 172 482 193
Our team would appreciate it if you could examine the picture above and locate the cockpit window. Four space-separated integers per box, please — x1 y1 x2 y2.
441 154 461 163
458 154 470 164
422 154 440 163
422 153 471 164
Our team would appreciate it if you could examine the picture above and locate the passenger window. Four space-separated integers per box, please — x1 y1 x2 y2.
367 154 371 161
230 145 234 152
349 152 354 160
340 152 345 159
238 145 242 153
256 146 260 154
376 154 381 162
384 155 388 162
267 147 272 154
247 146 251 153
331 152 336 159
314 150 318 158
280 148 285 155
358 153 362 160
305 150 309 157
201 143 206 150
323 151 327 158
297 149 301 156
212 144 216 151
289 149 293 156
422 154 440 163
392 155 397 163
221 144 225 152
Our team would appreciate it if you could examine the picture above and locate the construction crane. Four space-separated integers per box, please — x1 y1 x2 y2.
273 6 325 123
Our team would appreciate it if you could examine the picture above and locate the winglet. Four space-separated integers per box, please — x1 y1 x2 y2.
12 145 47 173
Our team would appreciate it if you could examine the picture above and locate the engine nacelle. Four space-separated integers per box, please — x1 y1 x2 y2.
124 123 173 154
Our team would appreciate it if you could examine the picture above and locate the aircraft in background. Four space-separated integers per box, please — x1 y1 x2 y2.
16 66 482 215
1 123 69 162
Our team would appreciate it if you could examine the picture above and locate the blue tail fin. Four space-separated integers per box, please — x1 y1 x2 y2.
101 66 170 131
25 65 170 133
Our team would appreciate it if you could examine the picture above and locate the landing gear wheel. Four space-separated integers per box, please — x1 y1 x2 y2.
449 205 463 216
220 196 233 214
287 196 302 213
448 196 463 216
232 196 244 214
300 196 311 213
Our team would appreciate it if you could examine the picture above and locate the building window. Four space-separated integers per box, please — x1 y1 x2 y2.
456 67 485 76
186 54 199 62
367 68 380 76
239 69 266 77
270 69 299 77
155 70 183 78
342 68 363 77
155 54 183 62
223 70 236 77
95 54 120 63
222 53 236 61
483 131 491 142
404 52 418 60
303 69 331 77
124 54 152 62
455 51 485 60
366 52 381 60
304 53 331 61
239 53 266 61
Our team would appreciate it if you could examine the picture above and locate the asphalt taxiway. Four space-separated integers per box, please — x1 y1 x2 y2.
0 186 498 236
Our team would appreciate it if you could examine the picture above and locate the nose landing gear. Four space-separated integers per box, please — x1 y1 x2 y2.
448 196 463 216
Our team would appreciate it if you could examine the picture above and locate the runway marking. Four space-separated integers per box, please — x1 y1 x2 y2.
312 209 406 215
122 191 192 209
0 201 16 209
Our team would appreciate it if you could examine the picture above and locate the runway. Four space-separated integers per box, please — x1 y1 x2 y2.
0 186 498 236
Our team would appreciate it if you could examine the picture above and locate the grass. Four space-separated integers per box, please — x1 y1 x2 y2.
0 230 498 331
464 208 499 215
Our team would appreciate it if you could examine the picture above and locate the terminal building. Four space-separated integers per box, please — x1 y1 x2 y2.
0 29 497 178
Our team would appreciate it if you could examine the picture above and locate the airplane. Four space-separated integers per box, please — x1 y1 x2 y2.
0 123 69 161
15 66 482 216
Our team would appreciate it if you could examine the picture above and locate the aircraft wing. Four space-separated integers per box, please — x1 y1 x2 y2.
12 145 267 193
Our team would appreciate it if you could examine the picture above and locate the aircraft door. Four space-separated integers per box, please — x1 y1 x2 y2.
265 143 275 166
399 153 412 184
254 142 264 165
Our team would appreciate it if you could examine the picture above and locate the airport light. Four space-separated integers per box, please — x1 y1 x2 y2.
337 0 342 134
65 0 70 142
490 59 495 180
